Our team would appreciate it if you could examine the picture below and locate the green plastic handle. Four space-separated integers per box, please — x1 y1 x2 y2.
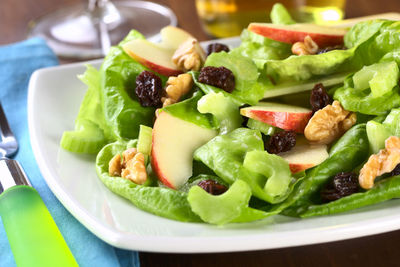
0 185 78 267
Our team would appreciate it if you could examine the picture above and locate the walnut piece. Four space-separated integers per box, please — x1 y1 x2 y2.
162 73 193 107
108 148 147 185
359 136 400 189
304 100 356 144
292 35 319 55
172 38 206 72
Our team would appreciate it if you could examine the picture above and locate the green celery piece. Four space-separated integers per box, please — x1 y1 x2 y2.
96 141 201 222
270 3 296 25
353 61 399 97
137 125 152 155
162 90 216 129
247 118 276 136
187 180 252 225
60 65 109 154
366 121 392 154
243 151 293 203
263 72 347 99
60 120 106 154
334 75 400 115
194 128 297 203
197 92 242 134
300 175 400 218
383 108 400 136
204 52 265 105
100 30 161 140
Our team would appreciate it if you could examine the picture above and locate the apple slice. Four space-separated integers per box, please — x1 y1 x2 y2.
240 102 312 133
248 23 346 47
123 39 182 77
279 139 329 173
151 111 217 189
160 26 194 50
123 26 195 76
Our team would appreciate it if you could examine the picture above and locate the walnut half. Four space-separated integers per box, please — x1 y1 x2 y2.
172 38 206 72
292 35 319 55
162 73 193 107
359 136 400 189
108 148 147 185
304 100 356 145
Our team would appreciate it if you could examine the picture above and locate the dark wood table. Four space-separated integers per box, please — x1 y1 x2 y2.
2 0 400 266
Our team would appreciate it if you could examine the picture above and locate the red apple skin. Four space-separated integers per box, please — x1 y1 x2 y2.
248 23 344 47
242 109 312 133
288 163 315 174
125 51 182 77
151 146 176 189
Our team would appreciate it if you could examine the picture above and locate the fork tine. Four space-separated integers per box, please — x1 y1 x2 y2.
0 102 18 158
0 102 15 141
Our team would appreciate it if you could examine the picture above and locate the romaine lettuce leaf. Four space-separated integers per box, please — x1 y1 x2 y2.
204 52 266 105
100 30 162 140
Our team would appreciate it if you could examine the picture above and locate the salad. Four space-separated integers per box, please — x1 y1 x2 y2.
61 4 400 225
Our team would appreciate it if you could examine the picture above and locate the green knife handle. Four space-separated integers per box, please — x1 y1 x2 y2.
0 185 78 267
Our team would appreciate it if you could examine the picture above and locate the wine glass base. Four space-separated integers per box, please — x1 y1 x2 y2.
28 1 177 59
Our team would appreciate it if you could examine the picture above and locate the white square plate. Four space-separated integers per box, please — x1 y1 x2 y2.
28 37 400 252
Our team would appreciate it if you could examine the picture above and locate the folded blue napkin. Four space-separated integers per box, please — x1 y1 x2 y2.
0 38 140 267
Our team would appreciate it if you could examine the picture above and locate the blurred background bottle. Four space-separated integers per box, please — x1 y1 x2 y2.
195 0 346 38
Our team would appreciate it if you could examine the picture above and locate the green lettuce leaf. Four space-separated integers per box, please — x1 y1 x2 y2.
100 30 163 140
270 3 296 25
204 52 266 105
60 65 109 154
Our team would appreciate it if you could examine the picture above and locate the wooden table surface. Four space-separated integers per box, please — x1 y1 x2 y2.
2 0 400 266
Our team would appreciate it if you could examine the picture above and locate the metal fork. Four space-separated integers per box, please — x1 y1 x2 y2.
0 102 78 266
0 102 18 159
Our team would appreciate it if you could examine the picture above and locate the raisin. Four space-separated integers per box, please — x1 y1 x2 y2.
198 66 235 93
390 163 400 176
321 172 359 202
207 43 230 56
135 71 163 107
197 180 228 195
310 83 331 113
317 45 346 54
267 131 296 154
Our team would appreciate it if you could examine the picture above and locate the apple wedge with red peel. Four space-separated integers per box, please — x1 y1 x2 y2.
123 39 182 77
151 111 217 189
248 23 346 47
279 140 329 173
240 102 312 133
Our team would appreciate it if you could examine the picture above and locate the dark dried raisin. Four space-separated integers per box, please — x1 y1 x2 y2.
321 172 359 202
197 180 228 195
390 163 400 177
267 131 296 154
317 45 346 54
310 83 331 113
198 66 235 93
207 43 230 56
135 71 163 107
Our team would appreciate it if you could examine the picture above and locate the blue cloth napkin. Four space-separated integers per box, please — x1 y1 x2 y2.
0 38 140 267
